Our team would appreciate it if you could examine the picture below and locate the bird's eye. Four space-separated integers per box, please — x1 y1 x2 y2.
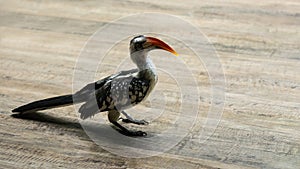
130 35 147 51
135 41 143 50
133 38 146 50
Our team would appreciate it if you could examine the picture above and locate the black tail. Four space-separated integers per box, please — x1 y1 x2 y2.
12 95 75 114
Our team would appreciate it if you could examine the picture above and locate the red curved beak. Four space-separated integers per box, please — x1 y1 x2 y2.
145 36 178 56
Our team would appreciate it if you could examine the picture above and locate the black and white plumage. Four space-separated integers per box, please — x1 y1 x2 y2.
12 35 178 136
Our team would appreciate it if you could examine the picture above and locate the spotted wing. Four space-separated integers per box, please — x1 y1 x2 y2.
108 75 151 110
78 69 146 119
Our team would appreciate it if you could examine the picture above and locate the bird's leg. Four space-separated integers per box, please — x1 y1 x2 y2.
108 110 147 136
120 111 149 125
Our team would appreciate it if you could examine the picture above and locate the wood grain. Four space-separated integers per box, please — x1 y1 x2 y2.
0 0 299 168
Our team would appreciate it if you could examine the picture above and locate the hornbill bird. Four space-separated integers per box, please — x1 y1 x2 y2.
12 35 178 136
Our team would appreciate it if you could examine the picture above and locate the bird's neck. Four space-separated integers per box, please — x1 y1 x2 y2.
138 57 158 83
137 57 158 96
138 57 156 72
131 51 156 73
131 51 158 82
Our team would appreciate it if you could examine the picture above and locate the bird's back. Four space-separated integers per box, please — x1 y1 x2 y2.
79 69 156 119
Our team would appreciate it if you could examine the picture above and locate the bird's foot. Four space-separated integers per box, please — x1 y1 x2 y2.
111 120 147 137
125 130 147 137
120 111 149 125
120 117 149 125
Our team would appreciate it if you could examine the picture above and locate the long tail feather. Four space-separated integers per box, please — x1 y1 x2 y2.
12 95 74 114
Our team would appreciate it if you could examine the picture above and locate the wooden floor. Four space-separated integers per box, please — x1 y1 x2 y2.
0 0 299 168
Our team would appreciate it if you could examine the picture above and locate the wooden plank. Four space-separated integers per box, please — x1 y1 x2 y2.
0 0 299 168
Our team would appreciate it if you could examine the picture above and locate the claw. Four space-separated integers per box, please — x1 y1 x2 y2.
127 130 147 137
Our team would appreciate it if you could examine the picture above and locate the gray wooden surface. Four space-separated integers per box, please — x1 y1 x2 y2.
0 0 299 168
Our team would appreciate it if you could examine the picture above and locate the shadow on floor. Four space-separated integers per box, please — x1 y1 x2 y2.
10 112 127 137
11 112 82 129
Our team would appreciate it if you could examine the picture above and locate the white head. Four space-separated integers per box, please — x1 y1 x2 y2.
129 35 178 70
